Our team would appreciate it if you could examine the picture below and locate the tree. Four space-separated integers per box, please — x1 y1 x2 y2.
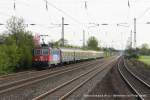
140 43 150 55
6 16 26 34
0 16 34 74
141 43 149 50
6 16 34 68
86 36 99 50
125 48 139 59
53 39 68 47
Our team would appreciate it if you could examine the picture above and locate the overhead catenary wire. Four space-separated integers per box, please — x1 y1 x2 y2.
13 0 16 11
0 0 83 28
128 0 150 21
44 0 48 11
43 0 82 25
137 7 150 20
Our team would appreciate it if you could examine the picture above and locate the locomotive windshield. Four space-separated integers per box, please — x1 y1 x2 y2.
42 49 49 55
34 49 41 55
34 49 49 55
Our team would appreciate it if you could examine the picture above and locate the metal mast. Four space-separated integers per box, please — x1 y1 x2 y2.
134 18 136 48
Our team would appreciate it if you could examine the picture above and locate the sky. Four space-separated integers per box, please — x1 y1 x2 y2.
0 0 150 50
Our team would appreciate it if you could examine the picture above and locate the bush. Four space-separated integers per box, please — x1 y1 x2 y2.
0 45 10 74
125 48 139 59
0 44 20 74
0 16 35 74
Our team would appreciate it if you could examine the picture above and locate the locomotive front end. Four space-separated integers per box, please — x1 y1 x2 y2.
32 48 51 68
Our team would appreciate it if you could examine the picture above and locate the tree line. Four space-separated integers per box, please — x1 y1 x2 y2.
0 16 34 74
53 36 101 51
125 43 150 58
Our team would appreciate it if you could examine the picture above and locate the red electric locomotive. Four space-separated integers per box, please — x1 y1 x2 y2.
32 46 61 68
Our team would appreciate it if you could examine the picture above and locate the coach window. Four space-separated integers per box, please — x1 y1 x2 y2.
43 49 49 55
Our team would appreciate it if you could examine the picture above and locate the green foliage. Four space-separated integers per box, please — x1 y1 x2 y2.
138 43 150 55
6 16 26 34
125 48 139 59
138 56 150 66
0 45 10 74
53 39 68 47
0 16 34 74
52 39 82 49
141 43 149 49
86 36 99 50
0 44 20 74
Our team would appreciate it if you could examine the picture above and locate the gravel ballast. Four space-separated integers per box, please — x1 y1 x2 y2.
85 61 135 100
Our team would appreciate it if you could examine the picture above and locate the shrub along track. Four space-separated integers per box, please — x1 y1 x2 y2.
0 57 116 100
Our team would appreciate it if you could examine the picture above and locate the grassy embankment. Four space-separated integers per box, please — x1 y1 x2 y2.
138 56 150 68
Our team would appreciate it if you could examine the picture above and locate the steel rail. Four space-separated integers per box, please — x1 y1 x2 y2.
124 59 150 88
118 58 150 100
59 59 117 100
32 58 117 100
0 59 101 95
0 59 97 80
127 61 150 84
118 59 142 99
0 70 35 79
0 60 98 83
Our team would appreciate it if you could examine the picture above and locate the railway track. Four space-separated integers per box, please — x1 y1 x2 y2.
118 57 150 100
0 70 36 79
0 58 105 95
32 57 118 100
126 59 150 85
0 59 101 85
0 59 99 82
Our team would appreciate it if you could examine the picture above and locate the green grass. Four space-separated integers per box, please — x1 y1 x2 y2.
138 56 150 65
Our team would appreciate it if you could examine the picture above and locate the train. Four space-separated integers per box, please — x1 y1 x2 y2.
32 46 104 69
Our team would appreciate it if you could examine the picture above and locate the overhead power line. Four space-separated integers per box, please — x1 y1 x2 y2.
45 0 48 10
43 0 82 25
13 0 16 10
137 7 150 20
128 0 130 8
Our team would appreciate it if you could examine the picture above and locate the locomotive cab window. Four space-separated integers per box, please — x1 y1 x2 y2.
42 49 49 55
34 49 41 55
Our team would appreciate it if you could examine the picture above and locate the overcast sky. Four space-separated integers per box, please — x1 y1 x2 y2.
0 0 150 50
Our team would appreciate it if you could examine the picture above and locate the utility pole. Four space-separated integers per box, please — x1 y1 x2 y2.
61 17 69 46
62 17 64 46
130 30 132 48
134 18 136 48
121 32 123 50
83 30 85 47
